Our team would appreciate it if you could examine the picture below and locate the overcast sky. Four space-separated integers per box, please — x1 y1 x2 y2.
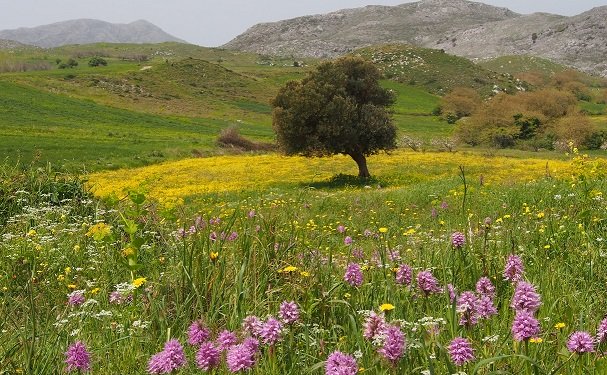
1 0 606 47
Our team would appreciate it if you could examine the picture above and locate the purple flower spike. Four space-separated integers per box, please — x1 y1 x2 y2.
147 339 186 374
216 330 239 351
279 301 300 324
325 351 358 375
511 281 541 313
395 264 412 286
417 270 442 296
226 338 259 372
196 342 221 371
567 331 594 354
187 321 211 346
378 324 406 364
511 310 540 342
65 341 91 372
451 232 466 248
503 254 524 282
259 317 283 346
344 263 363 287
448 337 475 366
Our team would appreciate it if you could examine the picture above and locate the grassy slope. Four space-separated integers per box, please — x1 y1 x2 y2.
354 44 523 96
0 43 455 170
479 55 569 76
0 80 274 171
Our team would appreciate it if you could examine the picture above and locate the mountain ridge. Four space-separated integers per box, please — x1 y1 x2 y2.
0 19 186 48
223 0 607 77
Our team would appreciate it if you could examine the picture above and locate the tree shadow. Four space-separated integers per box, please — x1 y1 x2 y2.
301 173 389 190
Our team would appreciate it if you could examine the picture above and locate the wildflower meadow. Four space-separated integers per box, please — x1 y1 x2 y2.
1 149 607 374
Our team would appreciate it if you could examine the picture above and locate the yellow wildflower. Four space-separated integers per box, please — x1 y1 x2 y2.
530 337 543 344
67 284 77 289
132 277 146 288
379 227 388 233
26 229 36 237
90 288 100 295
380 303 395 312
554 322 566 329
210 252 219 261
64 267 71 275
122 247 135 257
299 271 310 277
86 222 111 241
280 265 298 273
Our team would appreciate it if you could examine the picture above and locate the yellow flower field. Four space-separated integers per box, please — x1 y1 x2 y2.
87 151 577 205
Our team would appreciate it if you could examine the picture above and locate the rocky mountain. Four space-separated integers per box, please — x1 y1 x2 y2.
0 19 186 48
0 39 36 50
223 0 607 77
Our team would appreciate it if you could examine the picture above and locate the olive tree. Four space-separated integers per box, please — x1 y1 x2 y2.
271 56 397 178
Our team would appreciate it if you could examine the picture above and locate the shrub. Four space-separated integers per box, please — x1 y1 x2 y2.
88 56 108 67
217 126 275 152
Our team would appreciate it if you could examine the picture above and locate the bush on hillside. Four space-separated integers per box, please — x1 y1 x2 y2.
217 126 275 152
88 56 108 67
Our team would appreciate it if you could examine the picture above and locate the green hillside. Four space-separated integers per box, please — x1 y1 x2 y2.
0 80 273 170
4 41 605 171
480 55 568 75
354 44 525 96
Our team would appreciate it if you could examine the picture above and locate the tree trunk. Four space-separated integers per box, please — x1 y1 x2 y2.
348 151 370 178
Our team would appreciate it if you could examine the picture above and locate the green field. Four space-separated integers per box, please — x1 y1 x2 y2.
2 41 607 374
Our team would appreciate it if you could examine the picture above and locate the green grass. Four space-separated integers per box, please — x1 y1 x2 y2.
1 157 607 373
0 81 274 171
355 44 522 96
479 55 569 76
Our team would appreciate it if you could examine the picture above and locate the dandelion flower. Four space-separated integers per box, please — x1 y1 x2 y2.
380 303 395 312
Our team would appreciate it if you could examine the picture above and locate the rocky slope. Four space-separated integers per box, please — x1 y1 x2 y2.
0 19 185 48
224 0 607 77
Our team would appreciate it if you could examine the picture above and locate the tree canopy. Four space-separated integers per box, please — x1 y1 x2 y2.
271 56 397 178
